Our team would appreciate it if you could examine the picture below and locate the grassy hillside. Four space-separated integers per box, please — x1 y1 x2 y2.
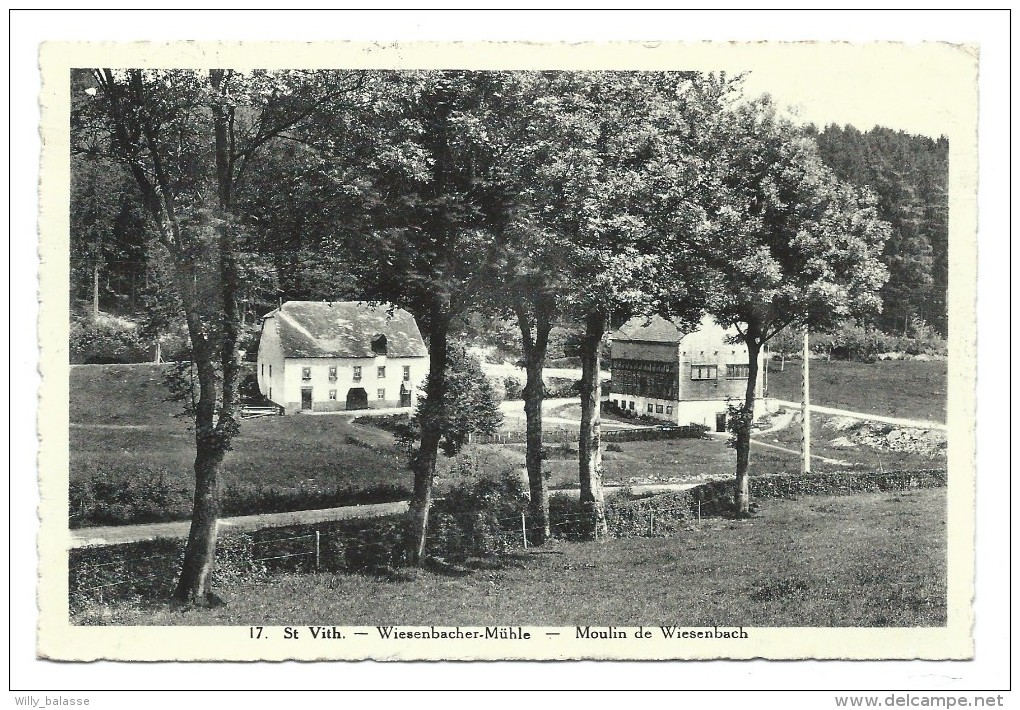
765 359 947 422
77 488 946 628
70 364 412 526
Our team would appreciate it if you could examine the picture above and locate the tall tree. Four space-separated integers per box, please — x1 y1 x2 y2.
74 68 361 604
709 98 891 515
333 71 527 564
533 71 734 538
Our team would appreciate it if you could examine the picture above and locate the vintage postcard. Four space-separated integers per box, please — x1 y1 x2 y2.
36 39 977 662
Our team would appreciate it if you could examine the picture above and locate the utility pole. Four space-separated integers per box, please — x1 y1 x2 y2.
802 330 811 475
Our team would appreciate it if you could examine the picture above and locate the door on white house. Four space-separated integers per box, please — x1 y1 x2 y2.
346 387 368 410
301 387 313 411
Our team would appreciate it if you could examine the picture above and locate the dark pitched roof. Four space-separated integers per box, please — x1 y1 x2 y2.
610 314 689 344
268 301 428 358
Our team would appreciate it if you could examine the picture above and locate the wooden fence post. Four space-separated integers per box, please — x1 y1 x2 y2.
521 512 528 550
314 530 321 572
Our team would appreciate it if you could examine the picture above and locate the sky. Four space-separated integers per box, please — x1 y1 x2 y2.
738 53 964 139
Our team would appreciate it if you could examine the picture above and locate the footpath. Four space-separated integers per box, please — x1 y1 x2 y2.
70 501 408 549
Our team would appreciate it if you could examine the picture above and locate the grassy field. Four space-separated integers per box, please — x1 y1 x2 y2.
765 359 947 422
70 365 413 525
69 361 947 526
77 488 947 627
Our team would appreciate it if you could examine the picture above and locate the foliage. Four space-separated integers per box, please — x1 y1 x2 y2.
427 465 529 561
810 318 947 362
543 377 581 398
548 489 697 540
708 98 891 342
410 344 504 457
69 465 411 528
69 318 149 364
70 468 191 526
693 469 948 517
812 124 949 335
502 376 524 401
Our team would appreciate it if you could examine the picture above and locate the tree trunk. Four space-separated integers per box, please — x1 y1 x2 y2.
733 326 762 517
173 441 225 605
174 337 224 603
516 301 552 545
404 310 450 565
577 311 608 540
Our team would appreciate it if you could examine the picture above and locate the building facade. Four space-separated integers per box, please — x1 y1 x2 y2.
609 314 766 429
257 301 429 414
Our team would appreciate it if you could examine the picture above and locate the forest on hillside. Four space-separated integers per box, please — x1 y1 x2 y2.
811 124 949 337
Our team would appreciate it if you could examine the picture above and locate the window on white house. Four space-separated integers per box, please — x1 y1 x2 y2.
378 366 386 379
302 366 312 381
329 389 337 400
377 388 386 400
261 363 264 377
403 365 410 381
329 366 338 381
353 366 362 381
726 364 750 379
269 364 272 377
629 401 635 411
691 364 717 380
647 403 654 413
666 405 673 415
656 404 664 413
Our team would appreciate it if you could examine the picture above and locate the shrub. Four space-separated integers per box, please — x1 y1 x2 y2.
237 372 264 404
605 443 624 453
502 376 524 401
412 344 504 456
690 468 948 516
70 319 149 364
70 470 411 528
549 489 695 540
69 468 192 527
320 520 404 573
427 468 529 561
544 377 580 398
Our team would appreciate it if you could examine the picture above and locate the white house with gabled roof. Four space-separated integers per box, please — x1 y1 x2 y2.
257 301 429 414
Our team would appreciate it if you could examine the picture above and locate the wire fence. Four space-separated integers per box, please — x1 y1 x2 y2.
69 467 947 608
468 425 706 446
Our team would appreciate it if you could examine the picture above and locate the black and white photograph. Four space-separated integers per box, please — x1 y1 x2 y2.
20 14 1003 689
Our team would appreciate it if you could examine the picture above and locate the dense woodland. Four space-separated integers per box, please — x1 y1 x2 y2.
68 68 930 605
811 125 949 336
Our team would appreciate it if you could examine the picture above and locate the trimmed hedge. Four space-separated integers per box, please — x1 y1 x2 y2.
549 489 696 541
691 468 948 517
69 469 411 528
